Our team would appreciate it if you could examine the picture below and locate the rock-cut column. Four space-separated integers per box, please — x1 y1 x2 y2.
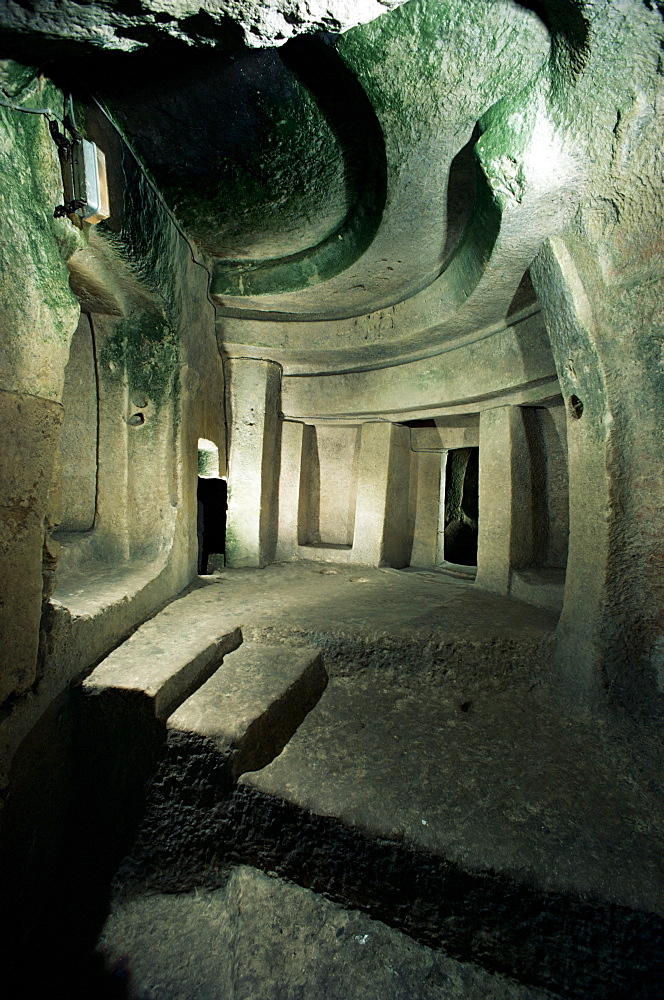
225 359 281 568
351 422 413 567
475 405 532 595
532 236 663 713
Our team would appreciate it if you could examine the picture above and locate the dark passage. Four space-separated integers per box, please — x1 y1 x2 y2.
444 447 479 566
197 477 227 574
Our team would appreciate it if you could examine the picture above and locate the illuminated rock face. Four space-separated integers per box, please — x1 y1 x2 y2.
0 2 662 991
0 0 410 50
0 0 660 721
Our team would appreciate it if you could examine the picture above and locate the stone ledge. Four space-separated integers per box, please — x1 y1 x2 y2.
169 641 328 778
83 588 243 719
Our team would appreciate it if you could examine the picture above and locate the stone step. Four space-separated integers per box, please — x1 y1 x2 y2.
83 588 243 719
168 641 328 778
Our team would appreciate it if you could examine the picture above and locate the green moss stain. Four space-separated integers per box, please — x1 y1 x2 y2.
102 311 180 409
338 0 549 145
0 60 40 97
0 64 82 399
78 102 193 323
223 524 239 565
211 35 387 297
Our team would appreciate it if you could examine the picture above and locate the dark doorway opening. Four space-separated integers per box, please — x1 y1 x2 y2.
197 439 226 574
197 476 227 574
443 447 479 566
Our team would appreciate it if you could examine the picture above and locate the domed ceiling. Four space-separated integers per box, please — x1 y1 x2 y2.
0 0 583 371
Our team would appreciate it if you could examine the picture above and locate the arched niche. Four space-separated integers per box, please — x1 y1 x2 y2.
57 312 98 533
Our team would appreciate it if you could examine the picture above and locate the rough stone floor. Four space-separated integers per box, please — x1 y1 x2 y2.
100 865 558 1000
100 562 663 1000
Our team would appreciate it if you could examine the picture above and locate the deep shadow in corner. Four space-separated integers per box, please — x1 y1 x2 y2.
0 682 167 997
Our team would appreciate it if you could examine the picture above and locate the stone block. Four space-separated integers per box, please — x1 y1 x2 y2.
83 588 243 720
169 641 327 777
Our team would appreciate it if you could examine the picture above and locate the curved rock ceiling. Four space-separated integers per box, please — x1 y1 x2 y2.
0 0 584 370
47 0 550 325
206 0 550 319
0 1 411 50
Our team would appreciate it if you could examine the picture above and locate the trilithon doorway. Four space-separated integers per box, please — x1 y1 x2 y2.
443 447 479 567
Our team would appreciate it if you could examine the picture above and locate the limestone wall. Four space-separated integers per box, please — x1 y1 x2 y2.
0 65 225 855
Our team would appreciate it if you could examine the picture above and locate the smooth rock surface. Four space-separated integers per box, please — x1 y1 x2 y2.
99 864 559 1000
110 565 662 1000
510 569 565 612
169 641 328 776
188 562 558 659
83 588 243 719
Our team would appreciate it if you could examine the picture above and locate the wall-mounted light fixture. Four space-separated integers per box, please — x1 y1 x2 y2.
73 137 110 223
50 116 110 224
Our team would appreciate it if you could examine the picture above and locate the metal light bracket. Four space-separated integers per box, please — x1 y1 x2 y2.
51 116 110 224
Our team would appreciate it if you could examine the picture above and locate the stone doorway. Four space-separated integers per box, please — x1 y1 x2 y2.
443 447 479 566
